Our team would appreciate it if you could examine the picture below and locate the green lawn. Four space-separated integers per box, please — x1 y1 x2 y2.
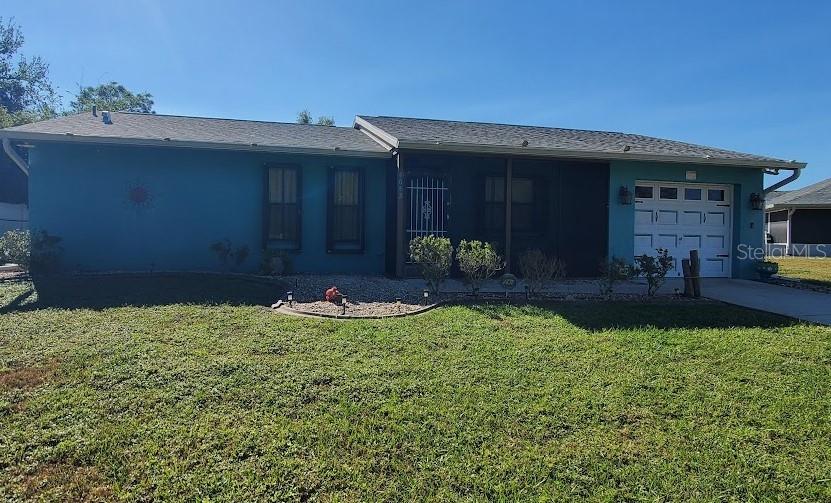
773 256 831 288
1 276 830 501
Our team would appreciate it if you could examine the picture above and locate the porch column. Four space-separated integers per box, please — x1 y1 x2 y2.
505 157 513 272
395 153 406 277
786 209 795 256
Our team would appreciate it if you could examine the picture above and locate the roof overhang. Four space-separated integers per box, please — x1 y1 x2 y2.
353 117 805 169
766 203 831 211
0 130 391 159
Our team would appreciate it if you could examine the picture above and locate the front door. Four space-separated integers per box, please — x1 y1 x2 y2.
634 181 733 277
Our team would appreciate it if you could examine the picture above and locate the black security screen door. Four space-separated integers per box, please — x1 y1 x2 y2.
406 175 449 253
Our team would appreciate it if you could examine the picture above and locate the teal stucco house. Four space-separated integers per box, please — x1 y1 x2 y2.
0 112 805 278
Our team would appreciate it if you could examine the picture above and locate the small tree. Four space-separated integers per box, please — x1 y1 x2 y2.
0 229 31 268
518 249 565 296
297 109 335 126
456 240 503 295
598 257 636 298
634 248 674 296
409 235 453 294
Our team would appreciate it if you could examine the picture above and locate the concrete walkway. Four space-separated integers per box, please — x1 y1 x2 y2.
699 278 831 325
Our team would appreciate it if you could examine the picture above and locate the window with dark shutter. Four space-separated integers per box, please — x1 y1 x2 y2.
266 166 300 249
327 167 364 252
484 176 506 233
483 176 539 233
510 178 536 232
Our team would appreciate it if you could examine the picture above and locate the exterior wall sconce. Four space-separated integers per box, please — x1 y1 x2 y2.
618 186 633 205
750 192 764 210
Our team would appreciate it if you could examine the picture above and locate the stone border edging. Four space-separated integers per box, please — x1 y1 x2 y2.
275 301 444 320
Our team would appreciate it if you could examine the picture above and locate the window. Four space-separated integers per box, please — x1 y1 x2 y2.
266 166 300 248
635 185 653 199
659 187 678 199
484 176 505 232
511 178 535 232
328 167 363 252
684 188 702 200
483 176 538 233
708 189 725 201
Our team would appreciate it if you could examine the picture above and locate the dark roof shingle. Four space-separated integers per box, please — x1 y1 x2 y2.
2 112 389 156
766 178 831 208
356 115 802 168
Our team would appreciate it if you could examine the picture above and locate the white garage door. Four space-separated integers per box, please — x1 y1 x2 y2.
634 181 733 278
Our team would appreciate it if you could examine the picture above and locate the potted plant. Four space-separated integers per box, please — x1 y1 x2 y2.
756 260 779 280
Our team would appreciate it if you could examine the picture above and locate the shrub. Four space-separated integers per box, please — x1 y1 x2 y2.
518 249 565 296
634 248 674 296
261 249 291 276
598 257 636 298
409 235 453 294
234 245 249 268
30 230 63 273
0 229 31 268
210 239 249 271
456 239 503 295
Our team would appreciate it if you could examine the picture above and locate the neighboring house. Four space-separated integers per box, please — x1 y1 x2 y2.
0 112 805 278
765 177 831 256
0 149 29 233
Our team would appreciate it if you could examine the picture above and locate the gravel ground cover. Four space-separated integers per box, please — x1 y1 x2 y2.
279 274 430 317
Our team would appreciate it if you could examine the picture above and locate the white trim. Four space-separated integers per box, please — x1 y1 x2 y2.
353 117 400 149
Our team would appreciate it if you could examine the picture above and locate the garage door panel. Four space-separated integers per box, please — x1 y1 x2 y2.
705 211 727 227
704 234 726 250
682 234 702 249
657 210 678 225
703 258 728 276
681 211 703 225
635 209 653 225
656 234 677 249
634 234 653 251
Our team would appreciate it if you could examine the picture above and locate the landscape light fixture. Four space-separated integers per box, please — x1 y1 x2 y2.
423 289 429 305
287 291 293 307
341 295 348 315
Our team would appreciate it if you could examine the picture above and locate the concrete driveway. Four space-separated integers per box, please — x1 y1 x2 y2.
699 278 831 325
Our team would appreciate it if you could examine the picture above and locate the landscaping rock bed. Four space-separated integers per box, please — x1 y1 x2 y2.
277 274 432 317
275 274 704 319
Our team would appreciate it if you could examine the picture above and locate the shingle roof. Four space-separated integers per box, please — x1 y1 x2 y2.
356 115 803 169
2 112 389 156
766 177 831 209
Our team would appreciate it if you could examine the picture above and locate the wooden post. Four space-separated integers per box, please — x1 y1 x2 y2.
690 249 701 298
395 153 405 278
505 157 513 272
682 258 693 297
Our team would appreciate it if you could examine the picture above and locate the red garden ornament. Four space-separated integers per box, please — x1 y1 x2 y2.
324 286 341 302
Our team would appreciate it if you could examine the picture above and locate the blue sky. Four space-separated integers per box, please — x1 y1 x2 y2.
6 0 830 188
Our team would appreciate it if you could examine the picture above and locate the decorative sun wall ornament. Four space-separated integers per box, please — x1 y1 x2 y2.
124 180 155 211
129 185 150 205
